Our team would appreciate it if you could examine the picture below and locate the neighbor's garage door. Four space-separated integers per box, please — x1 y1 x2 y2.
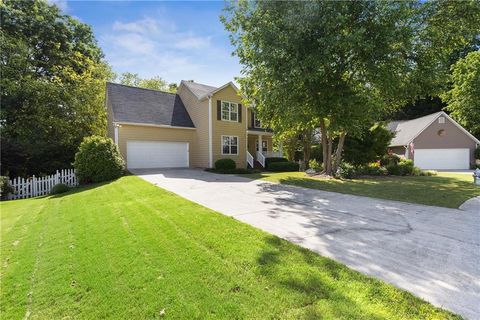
414 148 469 170
126 141 189 169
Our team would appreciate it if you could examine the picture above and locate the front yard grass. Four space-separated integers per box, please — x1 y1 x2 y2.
0 176 459 319
242 172 479 208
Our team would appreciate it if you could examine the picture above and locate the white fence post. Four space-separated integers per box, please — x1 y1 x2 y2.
5 168 78 200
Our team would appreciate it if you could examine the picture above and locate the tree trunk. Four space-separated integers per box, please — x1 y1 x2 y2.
332 131 347 174
319 119 329 174
302 128 312 169
325 136 333 175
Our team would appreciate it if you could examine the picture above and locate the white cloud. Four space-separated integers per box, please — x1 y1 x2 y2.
47 0 68 12
100 15 240 86
112 33 156 54
112 18 163 35
175 35 211 49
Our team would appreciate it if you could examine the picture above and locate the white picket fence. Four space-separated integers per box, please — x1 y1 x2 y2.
7 169 78 200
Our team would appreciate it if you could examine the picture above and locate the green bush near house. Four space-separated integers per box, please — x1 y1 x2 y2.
73 136 125 184
380 154 401 167
387 159 414 176
214 158 236 170
338 162 357 179
50 183 70 195
268 161 299 172
357 163 388 176
265 157 288 170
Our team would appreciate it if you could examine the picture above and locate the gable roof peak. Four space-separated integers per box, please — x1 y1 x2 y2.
387 111 479 146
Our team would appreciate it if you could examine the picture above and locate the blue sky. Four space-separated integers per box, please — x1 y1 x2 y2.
50 1 241 86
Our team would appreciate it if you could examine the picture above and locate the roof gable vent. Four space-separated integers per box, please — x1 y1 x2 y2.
438 117 445 124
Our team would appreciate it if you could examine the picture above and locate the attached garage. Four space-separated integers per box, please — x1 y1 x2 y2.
126 141 189 169
414 149 470 170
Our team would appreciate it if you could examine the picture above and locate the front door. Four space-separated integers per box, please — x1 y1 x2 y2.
256 140 268 152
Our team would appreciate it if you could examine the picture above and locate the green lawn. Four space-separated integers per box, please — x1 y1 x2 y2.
1 176 459 319
241 172 479 208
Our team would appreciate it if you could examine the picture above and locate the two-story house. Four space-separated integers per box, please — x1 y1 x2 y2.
106 80 282 170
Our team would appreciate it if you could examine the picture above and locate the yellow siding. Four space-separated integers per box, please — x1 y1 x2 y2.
212 86 247 168
177 85 209 167
117 124 195 167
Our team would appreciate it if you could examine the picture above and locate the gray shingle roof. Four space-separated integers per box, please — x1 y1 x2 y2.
387 112 443 146
182 81 217 98
107 83 194 128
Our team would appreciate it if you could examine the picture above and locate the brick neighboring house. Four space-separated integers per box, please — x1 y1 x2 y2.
387 112 479 170
106 81 281 169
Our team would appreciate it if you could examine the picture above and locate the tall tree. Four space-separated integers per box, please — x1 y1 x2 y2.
390 0 480 121
223 1 479 175
0 0 113 177
442 51 480 139
117 72 177 93
223 1 419 175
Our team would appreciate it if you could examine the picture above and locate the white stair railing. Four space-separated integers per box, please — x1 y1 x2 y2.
246 151 254 168
256 151 266 168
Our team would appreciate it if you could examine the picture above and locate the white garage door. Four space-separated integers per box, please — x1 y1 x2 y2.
414 148 469 170
126 141 189 169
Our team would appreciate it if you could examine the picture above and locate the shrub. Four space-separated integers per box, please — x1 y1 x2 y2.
411 167 437 176
308 159 322 172
74 136 125 183
50 183 70 195
475 147 480 160
265 157 288 169
357 163 387 176
214 158 236 170
421 170 437 176
342 124 394 166
0 176 14 200
380 154 401 167
268 161 299 172
337 162 357 179
387 159 414 176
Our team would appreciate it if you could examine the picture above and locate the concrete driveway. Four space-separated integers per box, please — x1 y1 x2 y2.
133 168 480 319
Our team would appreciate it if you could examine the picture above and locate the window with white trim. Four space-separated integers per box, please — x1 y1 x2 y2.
221 101 238 122
253 112 262 128
222 135 238 155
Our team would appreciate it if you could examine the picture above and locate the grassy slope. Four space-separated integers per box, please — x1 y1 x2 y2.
241 172 479 208
1 176 459 319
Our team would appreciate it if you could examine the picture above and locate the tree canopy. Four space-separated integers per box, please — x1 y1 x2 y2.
117 72 177 93
442 51 480 139
223 0 480 175
1 0 113 177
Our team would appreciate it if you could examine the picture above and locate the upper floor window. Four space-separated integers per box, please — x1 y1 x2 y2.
253 112 262 128
221 101 238 122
